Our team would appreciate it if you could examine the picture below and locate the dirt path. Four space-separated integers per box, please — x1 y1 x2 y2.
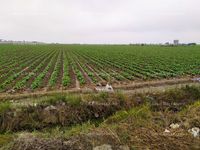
113 77 193 89
0 77 199 101
75 78 80 89
124 82 200 94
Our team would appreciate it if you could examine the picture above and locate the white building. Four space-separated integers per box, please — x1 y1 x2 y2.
174 40 179 45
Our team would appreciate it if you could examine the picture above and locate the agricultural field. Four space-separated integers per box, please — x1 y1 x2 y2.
0 44 200 149
0 44 200 93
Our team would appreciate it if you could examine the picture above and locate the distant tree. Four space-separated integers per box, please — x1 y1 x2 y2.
188 43 197 46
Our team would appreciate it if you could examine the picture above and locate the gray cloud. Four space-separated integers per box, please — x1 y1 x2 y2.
0 0 200 43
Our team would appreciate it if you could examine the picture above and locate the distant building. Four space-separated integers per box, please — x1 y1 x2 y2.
174 40 179 45
0 39 45 44
165 42 170 45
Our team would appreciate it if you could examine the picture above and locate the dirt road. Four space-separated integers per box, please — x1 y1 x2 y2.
0 77 199 101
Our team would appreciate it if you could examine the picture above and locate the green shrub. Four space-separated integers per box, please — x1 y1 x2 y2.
0 102 12 115
105 104 151 124
0 134 13 147
65 95 82 106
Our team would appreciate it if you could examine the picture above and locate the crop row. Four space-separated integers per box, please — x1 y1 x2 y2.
62 51 70 86
0 44 200 92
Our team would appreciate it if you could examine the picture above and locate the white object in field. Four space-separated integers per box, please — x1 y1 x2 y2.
7 89 16 94
23 67 29 71
105 84 114 92
188 127 200 138
164 129 170 133
170 123 180 129
44 105 57 111
95 83 114 92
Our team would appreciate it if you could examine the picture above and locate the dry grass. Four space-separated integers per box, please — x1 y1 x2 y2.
101 101 200 150
0 85 200 149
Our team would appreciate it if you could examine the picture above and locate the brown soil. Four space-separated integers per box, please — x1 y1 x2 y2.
68 66 76 89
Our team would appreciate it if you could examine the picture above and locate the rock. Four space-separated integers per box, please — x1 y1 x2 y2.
95 83 114 92
188 127 200 138
97 83 102 86
170 123 180 129
95 113 99 118
44 105 57 111
164 129 170 133
7 89 15 94
105 84 114 92
94 144 112 150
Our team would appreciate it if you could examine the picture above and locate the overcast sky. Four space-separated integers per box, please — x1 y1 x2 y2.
0 0 200 44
